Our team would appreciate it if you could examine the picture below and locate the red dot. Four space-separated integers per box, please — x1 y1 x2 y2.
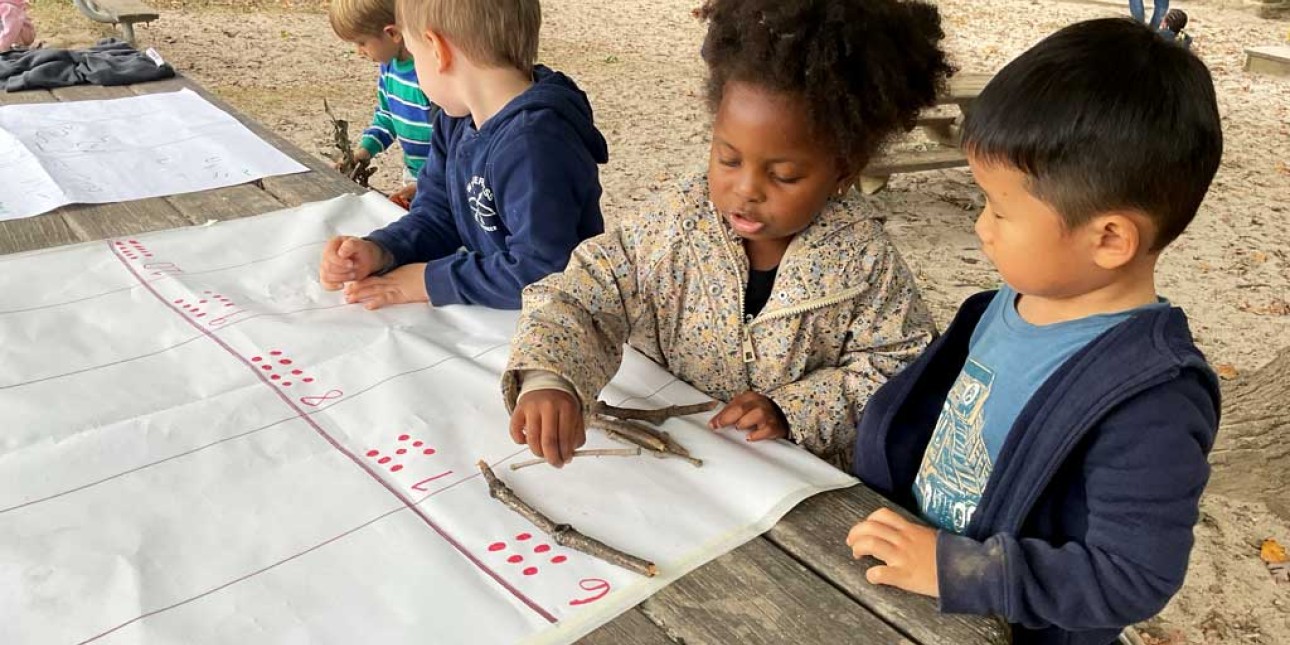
378 457 391 464
508 555 523 564
173 299 184 304
282 382 292 387
261 365 272 370
523 567 538 576
413 441 424 447
516 533 532 541
534 544 551 553
270 374 280 380
225 303 235 307
291 369 302 375
551 556 567 564
390 464 403 472
488 542 506 552
198 300 207 304
423 448 435 455
128 240 138 244
303 377 314 383
280 359 292 365
366 450 379 457
398 434 410 441
396 449 407 455
203 290 212 294
270 350 282 356
195 313 206 318
143 254 153 258
251 356 262 362
115 241 125 246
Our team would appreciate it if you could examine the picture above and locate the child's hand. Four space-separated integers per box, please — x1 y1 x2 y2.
846 508 940 598
319 235 387 290
390 184 417 210
708 391 790 441
333 147 372 172
343 263 429 310
509 390 585 467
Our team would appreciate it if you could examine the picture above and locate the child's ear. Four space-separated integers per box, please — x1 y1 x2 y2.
383 25 400 41
424 29 453 73
1088 212 1148 270
834 160 858 196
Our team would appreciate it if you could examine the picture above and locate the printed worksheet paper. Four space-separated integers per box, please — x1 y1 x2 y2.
0 88 307 221
0 193 855 644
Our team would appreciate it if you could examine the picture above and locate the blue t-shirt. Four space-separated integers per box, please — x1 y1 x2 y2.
913 286 1168 533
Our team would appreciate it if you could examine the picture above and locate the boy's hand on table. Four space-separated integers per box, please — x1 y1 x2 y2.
319 235 387 290
343 263 429 310
846 508 940 598
708 391 789 441
390 184 416 209
510 390 585 468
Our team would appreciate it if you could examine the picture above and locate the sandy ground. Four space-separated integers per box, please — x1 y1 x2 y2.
21 0 1290 641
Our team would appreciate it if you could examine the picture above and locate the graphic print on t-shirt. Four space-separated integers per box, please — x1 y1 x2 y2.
914 358 995 533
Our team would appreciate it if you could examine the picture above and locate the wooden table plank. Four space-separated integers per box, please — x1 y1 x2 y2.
580 607 677 645
0 89 84 251
639 537 914 645
127 77 364 207
766 487 1009 645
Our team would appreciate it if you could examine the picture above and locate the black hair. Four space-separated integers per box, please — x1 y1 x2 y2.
698 0 954 169
962 18 1222 251
1163 9 1188 33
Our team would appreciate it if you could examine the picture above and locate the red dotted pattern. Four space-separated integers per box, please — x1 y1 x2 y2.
248 349 308 388
487 536 568 577
114 239 153 260
365 433 439 474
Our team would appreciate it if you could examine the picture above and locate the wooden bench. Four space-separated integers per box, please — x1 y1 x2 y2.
71 0 159 44
858 71 992 194
1245 46 1290 77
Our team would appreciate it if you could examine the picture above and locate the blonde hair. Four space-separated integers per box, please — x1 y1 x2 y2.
396 0 540 73
329 0 396 40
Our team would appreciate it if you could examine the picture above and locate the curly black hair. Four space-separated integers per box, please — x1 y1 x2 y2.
698 0 954 168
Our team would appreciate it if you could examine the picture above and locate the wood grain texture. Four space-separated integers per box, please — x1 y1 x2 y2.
766 487 1010 645
640 536 914 645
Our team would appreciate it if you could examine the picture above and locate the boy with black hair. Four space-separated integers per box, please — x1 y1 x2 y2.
845 18 1222 645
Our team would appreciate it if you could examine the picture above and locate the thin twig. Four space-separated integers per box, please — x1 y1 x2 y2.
594 400 717 425
476 460 657 577
509 447 641 471
323 98 376 187
590 415 667 451
599 423 704 468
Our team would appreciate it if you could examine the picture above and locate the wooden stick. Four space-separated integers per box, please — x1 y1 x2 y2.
598 422 704 468
594 401 718 425
509 448 641 471
589 416 667 451
323 98 376 187
477 460 657 577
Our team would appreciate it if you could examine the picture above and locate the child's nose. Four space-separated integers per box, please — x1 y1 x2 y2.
733 173 765 203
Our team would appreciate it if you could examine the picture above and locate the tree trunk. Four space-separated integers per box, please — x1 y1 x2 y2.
1208 346 1290 520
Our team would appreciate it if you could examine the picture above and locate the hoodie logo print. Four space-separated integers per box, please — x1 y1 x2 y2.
467 176 499 232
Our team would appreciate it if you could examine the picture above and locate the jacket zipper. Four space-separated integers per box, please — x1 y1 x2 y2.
707 203 863 364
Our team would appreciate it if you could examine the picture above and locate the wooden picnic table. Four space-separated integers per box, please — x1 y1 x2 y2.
0 77 1006 645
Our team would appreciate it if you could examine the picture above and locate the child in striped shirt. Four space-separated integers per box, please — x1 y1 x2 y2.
329 0 436 206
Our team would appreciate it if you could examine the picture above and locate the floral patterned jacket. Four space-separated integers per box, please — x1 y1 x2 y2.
501 177 934 469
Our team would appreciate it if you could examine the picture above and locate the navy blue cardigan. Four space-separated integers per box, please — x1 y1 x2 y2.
852 291 1220 645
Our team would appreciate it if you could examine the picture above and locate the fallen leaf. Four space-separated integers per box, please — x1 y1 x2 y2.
1262 538 1288 564
1251 251 1268 264
1216 364 1239 380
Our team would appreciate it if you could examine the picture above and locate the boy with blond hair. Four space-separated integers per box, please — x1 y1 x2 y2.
846 18 1222 645
328 0 436 205
318 0 608 310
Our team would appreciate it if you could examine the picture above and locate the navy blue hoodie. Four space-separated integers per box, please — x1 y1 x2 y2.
852 291 1220 645
366 65 608 309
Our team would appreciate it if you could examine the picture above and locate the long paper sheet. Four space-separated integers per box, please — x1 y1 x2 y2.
0 89 308 221
0 193 856 644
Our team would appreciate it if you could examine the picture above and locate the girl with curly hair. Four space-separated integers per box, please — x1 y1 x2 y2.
503 0 954 471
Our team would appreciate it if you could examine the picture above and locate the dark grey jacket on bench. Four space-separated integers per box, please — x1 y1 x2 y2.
0 38 174 92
